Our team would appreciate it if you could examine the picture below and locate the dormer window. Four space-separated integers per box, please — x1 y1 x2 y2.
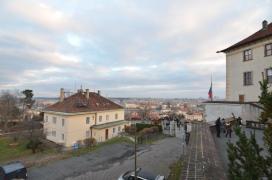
265 43 272 56
243 49 253 61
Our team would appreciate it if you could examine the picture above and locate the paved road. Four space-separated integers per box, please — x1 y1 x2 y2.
29 137 182 180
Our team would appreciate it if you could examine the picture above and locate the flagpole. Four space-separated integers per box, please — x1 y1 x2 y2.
211 73 213 102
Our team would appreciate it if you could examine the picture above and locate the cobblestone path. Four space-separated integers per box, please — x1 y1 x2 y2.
181 122 227 180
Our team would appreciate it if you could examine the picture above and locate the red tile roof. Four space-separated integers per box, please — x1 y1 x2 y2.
219 22 272 53
45 92 123 113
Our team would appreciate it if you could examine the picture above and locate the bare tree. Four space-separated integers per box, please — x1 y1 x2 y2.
0 91 20 132
140 105 151 121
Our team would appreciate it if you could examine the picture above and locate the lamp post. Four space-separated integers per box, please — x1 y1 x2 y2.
134 123 137 180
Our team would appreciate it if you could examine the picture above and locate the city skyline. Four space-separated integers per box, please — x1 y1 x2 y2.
0 0 271 98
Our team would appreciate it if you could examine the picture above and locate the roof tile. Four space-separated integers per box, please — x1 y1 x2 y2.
45 92 123 113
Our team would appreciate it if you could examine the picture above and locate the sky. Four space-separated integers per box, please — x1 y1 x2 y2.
0 0 271 98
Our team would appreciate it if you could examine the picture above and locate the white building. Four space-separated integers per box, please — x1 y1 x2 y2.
204 20 272 123
43 88 128 147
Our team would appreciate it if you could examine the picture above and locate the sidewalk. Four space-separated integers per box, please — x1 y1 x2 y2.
181 122 227 180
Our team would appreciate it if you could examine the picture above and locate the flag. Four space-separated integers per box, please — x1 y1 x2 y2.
208 78 213 101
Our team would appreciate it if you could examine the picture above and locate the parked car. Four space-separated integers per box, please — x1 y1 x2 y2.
118 168 165 180
0 162 27 180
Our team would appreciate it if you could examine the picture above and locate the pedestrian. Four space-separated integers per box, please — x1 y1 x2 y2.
185 122 192 145
225 122 232 138
222 118 225 133
215 117 221 137
237 117 242 126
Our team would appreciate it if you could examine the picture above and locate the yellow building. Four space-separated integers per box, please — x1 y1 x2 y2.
43 88 127 147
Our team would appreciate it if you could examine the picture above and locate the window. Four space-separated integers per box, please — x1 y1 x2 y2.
113 128 115 133
62 134 64 140
53 117 57 124
99 116 102 122
106 115 109 121
267 68 272 83
62 119 65 126
86 117 90 124
115 113 118 120
118 126 121 132
265 43 272 56
52 131 56 137
244 72 253 86
243 49 253 61
45 116 48 122
86 130 90 138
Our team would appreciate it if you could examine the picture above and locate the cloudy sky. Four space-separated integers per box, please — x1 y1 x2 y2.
0 0 271 98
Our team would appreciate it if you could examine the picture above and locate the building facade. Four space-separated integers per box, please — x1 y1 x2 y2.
204 20 272 123
43 88 127 147
220 20 272 102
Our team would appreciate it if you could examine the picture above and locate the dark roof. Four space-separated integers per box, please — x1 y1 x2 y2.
219 22 272 53
44 92 123 113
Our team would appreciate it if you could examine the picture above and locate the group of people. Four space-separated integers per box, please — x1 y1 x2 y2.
215 117 234 138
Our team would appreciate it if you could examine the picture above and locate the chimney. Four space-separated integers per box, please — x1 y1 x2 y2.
85 89 89 99
97 90 101 96
60 88 64 102
262 20 268 30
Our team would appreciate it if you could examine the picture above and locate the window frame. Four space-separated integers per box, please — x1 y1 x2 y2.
99 116 102 122
243 49 253 61
62 119 65 126
266 68 272 84
53 117 57 124
115 113 118 120
265 43 272 57
86 117 90 124
106 115 109 121
243 71 253 86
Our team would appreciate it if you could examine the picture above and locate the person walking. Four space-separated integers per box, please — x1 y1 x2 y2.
215 117 221 137
225 122 232 138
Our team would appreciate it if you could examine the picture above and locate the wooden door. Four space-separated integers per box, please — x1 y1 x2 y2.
105 129 109 140
239 95 244 103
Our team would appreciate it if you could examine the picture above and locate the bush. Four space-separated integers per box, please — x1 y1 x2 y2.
84 138 96 147
26 138 43 153
136 123 162 132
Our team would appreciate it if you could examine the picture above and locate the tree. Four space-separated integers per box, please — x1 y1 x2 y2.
227 127 266 179
0 91 20 132
21 89 35 121
227 78 272 179
258 80 272 122
258 79 272 178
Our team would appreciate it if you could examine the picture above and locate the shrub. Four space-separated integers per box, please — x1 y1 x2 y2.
26 138 43 153
136 123 162 132
84 138 97 147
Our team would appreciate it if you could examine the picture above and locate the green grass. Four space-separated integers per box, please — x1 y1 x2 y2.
168 158 183 180
68 136 134 157
0 137 32 163
0 136 134 165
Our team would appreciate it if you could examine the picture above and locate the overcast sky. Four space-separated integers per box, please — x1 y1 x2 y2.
0 0 271 98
